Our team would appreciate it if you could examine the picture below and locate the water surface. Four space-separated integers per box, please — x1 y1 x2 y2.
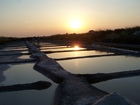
58 56 140 74
0 63 57 105
58 56 140 104
1 45 140 105
94 76 140 104
48 50 112 59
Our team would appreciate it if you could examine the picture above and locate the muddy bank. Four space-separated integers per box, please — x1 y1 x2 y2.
93 42 140 50
0 55 21 83
0 42 28 83
0 64 11 83
26 41 108 104
77 69 140 84
53 76 108 105
0 81 51 92
26 41 138 105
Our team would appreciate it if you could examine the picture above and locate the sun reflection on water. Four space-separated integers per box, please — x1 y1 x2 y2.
73 45 80 50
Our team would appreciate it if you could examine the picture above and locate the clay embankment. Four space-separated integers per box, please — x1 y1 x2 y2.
0 43 24 83
26 41 108 105
92 42 140 56
26 41 138 105
0 42 51 92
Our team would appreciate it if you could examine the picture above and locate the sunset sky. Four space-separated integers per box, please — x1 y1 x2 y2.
0 0 140 37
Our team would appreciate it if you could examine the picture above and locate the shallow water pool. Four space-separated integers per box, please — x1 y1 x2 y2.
0 63 58 105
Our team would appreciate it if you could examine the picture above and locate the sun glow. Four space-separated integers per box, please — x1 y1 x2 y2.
70 19 82 29
73 45 80 50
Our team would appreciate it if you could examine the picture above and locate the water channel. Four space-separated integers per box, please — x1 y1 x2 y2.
0 44 140 105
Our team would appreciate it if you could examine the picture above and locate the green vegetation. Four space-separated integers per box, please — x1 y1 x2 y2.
0 37 34 45
0 37 15 45
45 26 140 44
1 26 140 46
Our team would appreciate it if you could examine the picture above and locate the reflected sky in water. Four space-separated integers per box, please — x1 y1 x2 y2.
3 47 28 51
58 56 140 74
48 50 112 59
18 55 32 60
94 76 140 104
0 63 57 105
41 46 85 52
58 56 140 104
1 45 140 105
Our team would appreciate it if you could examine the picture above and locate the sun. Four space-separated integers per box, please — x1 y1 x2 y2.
70 19 82 29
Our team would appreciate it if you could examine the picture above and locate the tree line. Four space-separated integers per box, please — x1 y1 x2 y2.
45 26 140 44
1 26 140 45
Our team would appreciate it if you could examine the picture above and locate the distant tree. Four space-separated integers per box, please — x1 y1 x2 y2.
88 30 95 34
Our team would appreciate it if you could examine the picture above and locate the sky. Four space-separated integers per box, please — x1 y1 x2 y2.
0 0 140 37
